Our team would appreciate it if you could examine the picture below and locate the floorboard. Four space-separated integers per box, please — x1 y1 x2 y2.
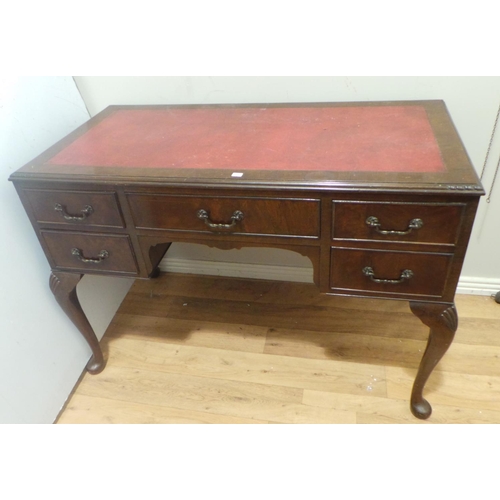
57 273 500 424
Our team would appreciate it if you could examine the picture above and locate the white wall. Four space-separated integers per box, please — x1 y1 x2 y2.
74 77 500 292
0 77 132 423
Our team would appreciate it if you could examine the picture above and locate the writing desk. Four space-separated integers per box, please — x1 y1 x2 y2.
9 101 484 419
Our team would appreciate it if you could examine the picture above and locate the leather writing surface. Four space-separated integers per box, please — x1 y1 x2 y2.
47 106 446 173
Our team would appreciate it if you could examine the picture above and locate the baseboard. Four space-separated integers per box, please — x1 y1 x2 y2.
159 258 499 296
159 257 314 283
456 277 500 296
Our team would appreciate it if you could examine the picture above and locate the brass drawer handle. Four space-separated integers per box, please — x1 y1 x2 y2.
362 266 414 284
55 203 94 221
71 248 109 264
197 209 244 230
365 216 423 235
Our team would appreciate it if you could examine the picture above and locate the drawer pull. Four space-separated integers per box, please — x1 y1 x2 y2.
197 209 244 230
365 216 423 235
71 248 109 264
54 203 94 221
362 266 414 284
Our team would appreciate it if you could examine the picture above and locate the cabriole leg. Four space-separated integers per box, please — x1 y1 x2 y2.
409 301 458 419
49 271 105 374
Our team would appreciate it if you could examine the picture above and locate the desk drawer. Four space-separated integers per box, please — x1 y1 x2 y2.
333 201 463 245
24 189 124 228
41 231 138 274
127 194 320 237
330 247 452 298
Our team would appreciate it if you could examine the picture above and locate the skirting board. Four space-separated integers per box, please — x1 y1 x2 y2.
456 277 500 296
160 258 314 283
159 257 499 296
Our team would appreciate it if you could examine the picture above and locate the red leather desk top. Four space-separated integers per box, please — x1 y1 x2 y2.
47 106 445 173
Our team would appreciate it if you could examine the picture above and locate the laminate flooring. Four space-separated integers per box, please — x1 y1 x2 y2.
56 273 500 424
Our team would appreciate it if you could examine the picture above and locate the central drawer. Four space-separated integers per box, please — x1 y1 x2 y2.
126 194 321 237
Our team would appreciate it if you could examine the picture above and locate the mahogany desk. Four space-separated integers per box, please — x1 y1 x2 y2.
9 101 484 419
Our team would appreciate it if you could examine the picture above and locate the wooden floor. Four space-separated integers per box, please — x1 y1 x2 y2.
56 273 500 424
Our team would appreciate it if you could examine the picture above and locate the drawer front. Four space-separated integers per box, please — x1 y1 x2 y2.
330 247 453 297
127 194 320 237
333 201 464 245
41 231 138 274
24 189 124 228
